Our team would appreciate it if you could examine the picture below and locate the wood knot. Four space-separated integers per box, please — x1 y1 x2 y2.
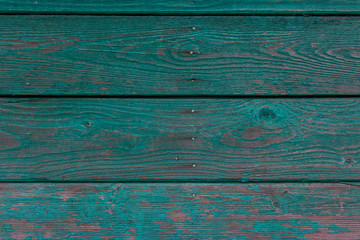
271 200 280 208
344 156 354 165
259 107 276 122
84 120 92 128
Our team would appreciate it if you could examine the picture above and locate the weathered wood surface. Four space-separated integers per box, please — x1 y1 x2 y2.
1 16 360 96
0 0 359 14
1 183 359 239
1 98 359 181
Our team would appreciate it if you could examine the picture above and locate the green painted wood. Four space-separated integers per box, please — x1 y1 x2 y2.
0 183 359 239
0 0 359 14
1 98 359 181
1 16 360 96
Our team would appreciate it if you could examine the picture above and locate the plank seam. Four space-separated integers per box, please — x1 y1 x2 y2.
2 180 360 184
0 13 359 16
1 95 360 99
3 95 360 99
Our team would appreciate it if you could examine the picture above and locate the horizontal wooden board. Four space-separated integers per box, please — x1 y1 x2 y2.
0 0 359 14
0 98 359 181
1 183 360 239
1 16 360 96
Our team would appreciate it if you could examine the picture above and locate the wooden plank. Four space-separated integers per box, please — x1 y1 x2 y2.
0 0 359 14
0 98 359 181
1 16 360 96
0 183 359 239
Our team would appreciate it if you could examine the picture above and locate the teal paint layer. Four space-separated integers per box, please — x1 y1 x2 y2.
0 16 359 96
0 0 359 14
0 2 359 238
0 98 359 181
0 183 359 239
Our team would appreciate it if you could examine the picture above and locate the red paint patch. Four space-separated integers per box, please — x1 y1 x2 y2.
0 131 20 151
241 126 282 140
165 210 192 222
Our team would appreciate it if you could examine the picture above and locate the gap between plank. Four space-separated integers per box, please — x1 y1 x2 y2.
1 94 359 99
1 180 360 184
0 13 359 16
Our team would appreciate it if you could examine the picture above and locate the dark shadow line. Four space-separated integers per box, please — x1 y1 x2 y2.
0 12 359 16
0 94 359 99
1 180 360 184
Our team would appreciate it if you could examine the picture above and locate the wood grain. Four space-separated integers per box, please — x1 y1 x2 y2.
1 16 360 96
0 98 359 181
1 183 360 239
0 0 359 14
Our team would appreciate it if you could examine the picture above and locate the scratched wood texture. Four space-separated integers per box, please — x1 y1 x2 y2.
0 0 359 14
1 98 359 181
1 183 359 239
1 16 360 96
